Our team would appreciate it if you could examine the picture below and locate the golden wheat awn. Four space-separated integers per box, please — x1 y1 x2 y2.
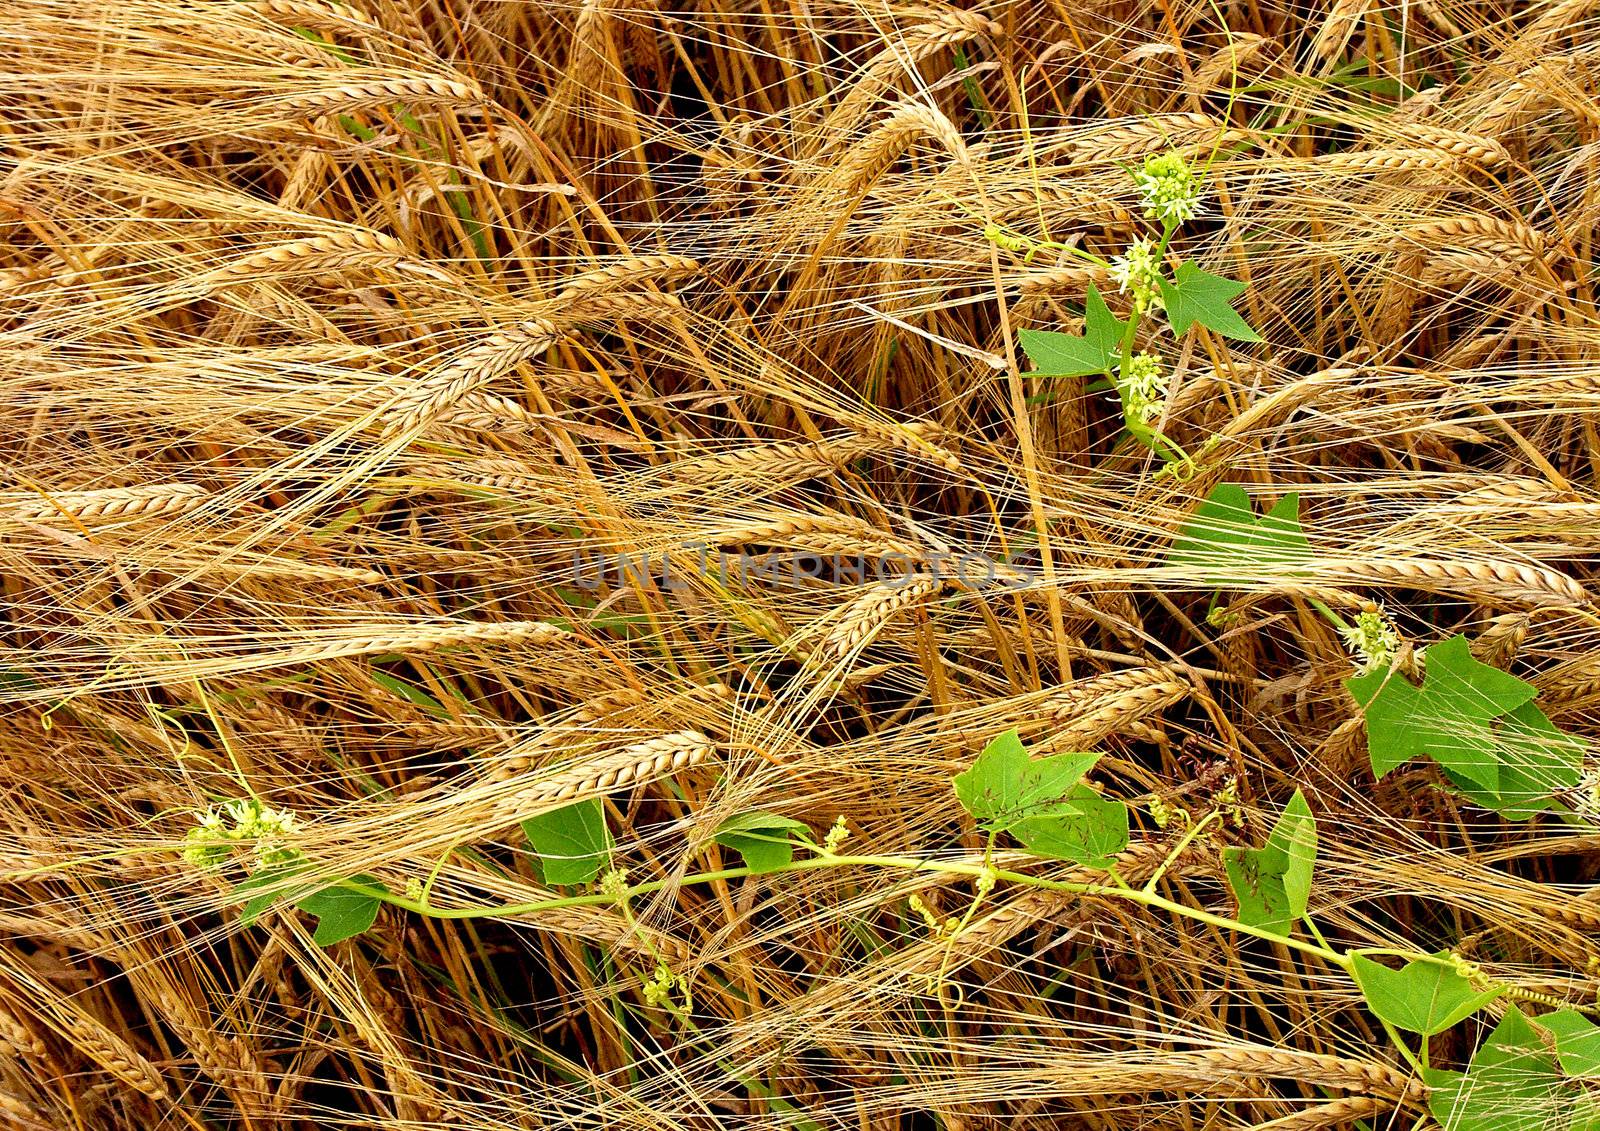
6 0 1600 1127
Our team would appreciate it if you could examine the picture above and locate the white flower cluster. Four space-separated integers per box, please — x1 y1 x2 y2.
1133 152 1205 226
1340 608 1400 674
1110 236 1164 310
183 798 300 870
1118 351 1169 427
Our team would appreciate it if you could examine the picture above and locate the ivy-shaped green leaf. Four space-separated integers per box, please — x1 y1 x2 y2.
1350 952 1502 1036
1167 482 1311 587
297 875 387 946
1222 788 1317 936
234 864 386 946
1348 635 1540 792
1158 262 1261 342
713 812 813 873
1534 1010 1600 1078
1439 700 1585 820
522 798 613 886
1017 283 1129 378
1428 1006 1587 1131
952 729 1099 835
1013 785 1129 870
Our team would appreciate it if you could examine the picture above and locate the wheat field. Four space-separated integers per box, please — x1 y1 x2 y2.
4 0 1600 1128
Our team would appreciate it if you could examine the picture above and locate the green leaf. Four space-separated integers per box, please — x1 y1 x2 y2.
1350 952 1502 1036
1441 700 1587 819
522 798 613 886
1348 635 1540 792
713 812 812 873
1012 785 1129 869
1017 283 1129 378
1158 262 1261 342
952 729 1099 834
1534 1010 1600 1077
1430 1007 1569 1131
297 875 387 946
1222 788 1317 935
234 859 314 927
1167 483 1311 587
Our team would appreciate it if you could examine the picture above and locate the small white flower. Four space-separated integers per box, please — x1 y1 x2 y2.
1572 765 1600 824
1109 236 1164 310
1117 351 1169 427
201 798 303 871
1132 152 1205 226
182 810 231 868
1340 608 1400 674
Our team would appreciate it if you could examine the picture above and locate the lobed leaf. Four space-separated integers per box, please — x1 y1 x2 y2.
1017 284 1129 378
1534 1011 1600 1078
1438 700 1586 820
1428 1006 1584 1131
1168 483 1311 587
952 729 1099 834
1012 785 1129 870
234 860 315 927
297 875 387 946
1222 788 1317 936
1159 262 1261 342
1348 635 1541 794
234 865 387 946
1350 952 1501 1036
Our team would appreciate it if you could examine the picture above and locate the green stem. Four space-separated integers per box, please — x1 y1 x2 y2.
1307 596 1351 633
338 851 1354 972
934 834 998 1007
1142 811 1220 894
257 839 1483 1085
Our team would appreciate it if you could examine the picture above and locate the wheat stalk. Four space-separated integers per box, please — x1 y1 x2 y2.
501 730 718 814
0 1003 45 1061
556 254 702 299
245 0 387 38
558 289 685 324
378 318 564 439
1064 112 1225 159
5 483 210 523
1313 148 1459 175
1320 558 1588 609
830 102 971 197
1307 0 1373 63
822 575 943 659
436 391 540 433
1257 1096 1394 1130
262 75 484 119
1393 122 1513 168
815 10 1000 144
58 1013 169 1101
1045 674 1191 750
1401 214 1549 264
203 230 414 291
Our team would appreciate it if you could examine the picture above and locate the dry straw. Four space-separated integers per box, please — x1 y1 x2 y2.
5 2 1600 1129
